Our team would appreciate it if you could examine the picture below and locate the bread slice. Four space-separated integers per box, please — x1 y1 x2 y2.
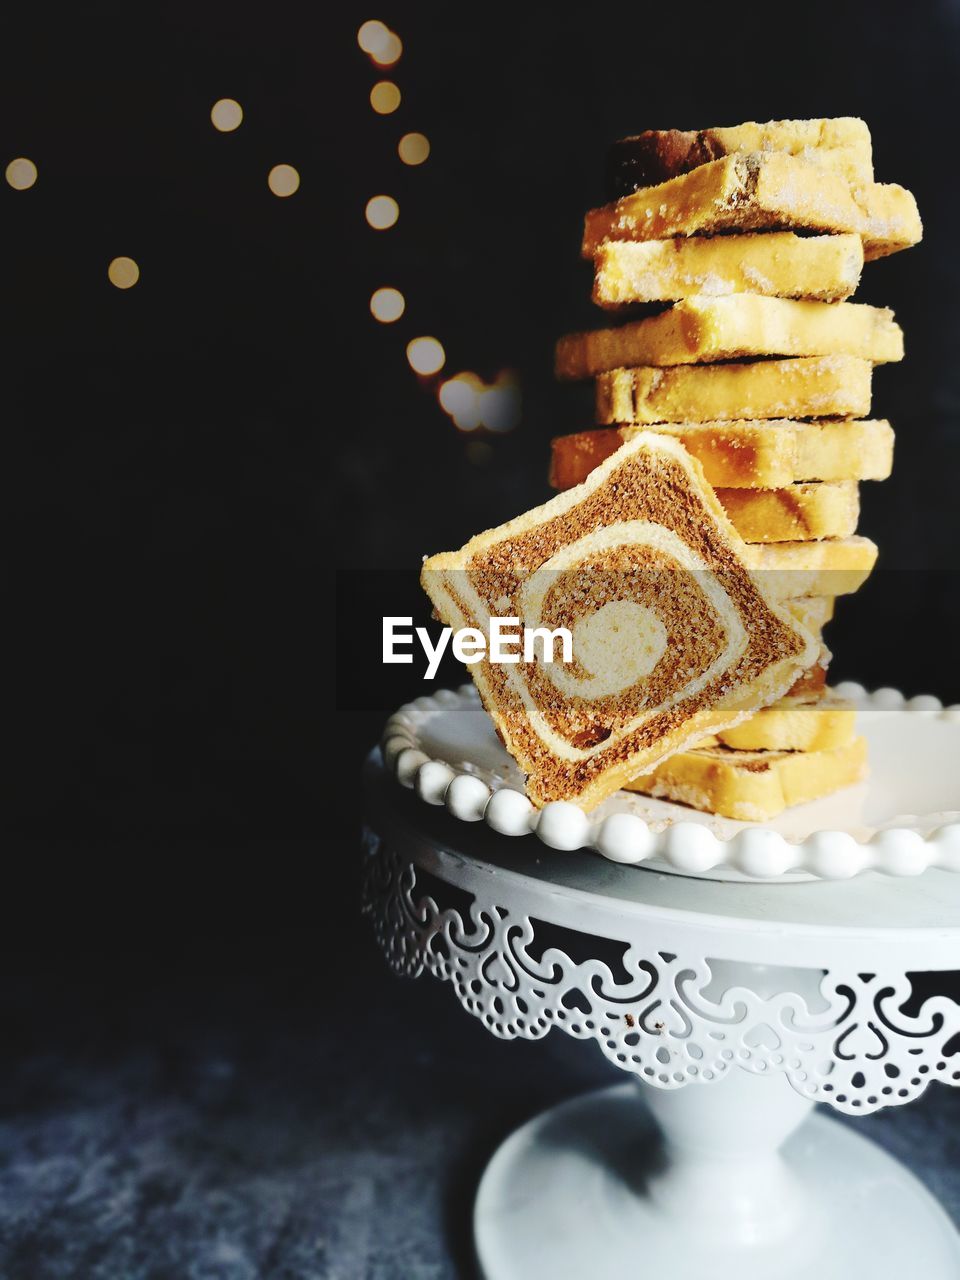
757 604 829 660
592 233 864 306
550 420 893 490
698 646 831 708
715 482 859 543
711 691 856 752
624 735 868 821
551 444 859 542
581 153 921 261
749 536 878 599
420 433 817 810
787 661 829 698
783 594 835 632
596 356 872 426
728 642 834 711
606 118 873 194
556 296 901 379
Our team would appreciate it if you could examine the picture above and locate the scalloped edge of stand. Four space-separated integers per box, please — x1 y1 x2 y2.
380 684 960 882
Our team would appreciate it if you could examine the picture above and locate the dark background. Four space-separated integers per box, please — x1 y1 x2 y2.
0 2 958 1274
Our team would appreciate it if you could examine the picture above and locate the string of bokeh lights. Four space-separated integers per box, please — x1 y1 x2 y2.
5 102 302 288
358 19 520 436
8 29 519 438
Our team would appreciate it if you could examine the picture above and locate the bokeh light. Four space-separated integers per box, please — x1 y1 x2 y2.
370 81 401 114
108 257 140 289
478 377 522 432
365 195 399 229
398 132 430 165
5 157 37 190
439 373 482 430
210 98 243 131
357 20 390 54
371 31 402 66
370 287 405 323
268 164 300 197
407 337 446 376
438 371 521 431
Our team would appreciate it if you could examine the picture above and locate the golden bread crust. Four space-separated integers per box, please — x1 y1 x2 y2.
714 482 860 543
625 735 868 821
595 356 873 425
556 296 902 379
712 690 856 751
747 536 878 600
783 595 835 631
592 233 864 306
606 118 874 194
549 420 893 490
581 153 921 261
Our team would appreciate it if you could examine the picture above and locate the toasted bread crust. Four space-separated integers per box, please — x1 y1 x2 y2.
714 482 860 543
596 356 873 426
592 233 864 306
556 296 901 379
606 118 874 195
784 595 835 631
550 420 893 491
712 690 856 752
582 153 921 261
787 662 830 698
748 536 878 600
625 735 867 821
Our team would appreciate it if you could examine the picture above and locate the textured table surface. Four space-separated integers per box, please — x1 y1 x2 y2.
0 946 958 1280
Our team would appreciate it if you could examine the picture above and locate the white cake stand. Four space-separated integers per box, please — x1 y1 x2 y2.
363 738 960 1280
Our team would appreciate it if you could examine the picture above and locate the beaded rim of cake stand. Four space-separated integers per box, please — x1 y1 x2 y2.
380 684 960 881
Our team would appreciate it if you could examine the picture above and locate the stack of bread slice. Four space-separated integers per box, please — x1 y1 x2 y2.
549 117 920 820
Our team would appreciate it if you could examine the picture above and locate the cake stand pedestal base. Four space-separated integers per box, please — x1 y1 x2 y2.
362 746 960 1277
475 1079 960 1280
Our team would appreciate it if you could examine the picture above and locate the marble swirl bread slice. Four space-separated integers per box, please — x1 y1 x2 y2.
625 736 868 822
694 600 835 694
421 432 816 811
592 233 865 306
556 296 902 379
606 117 874 195
581 152 921 262
549 420 893 491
